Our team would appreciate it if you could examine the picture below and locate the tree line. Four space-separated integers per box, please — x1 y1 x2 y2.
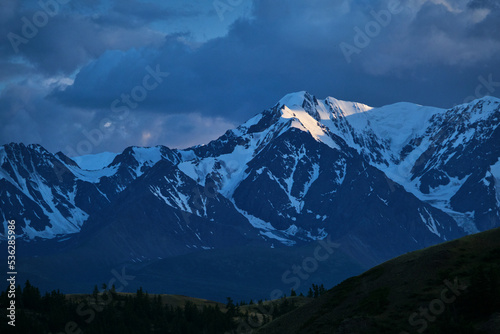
0 281 235 334
0 281 328 333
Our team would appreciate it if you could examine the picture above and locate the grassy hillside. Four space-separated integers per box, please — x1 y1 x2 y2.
257 228 500 334
66 291 225 309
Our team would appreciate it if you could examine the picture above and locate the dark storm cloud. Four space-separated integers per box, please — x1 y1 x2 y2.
110 0 201 23
53 0 500 113
0 78 94 150
0 0 195 76
468 0 500 9
466 0 500 38
51 0 367 117
1 0 500 155
0 60 33 81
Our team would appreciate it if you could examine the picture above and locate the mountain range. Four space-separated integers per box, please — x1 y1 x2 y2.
1 91 499 301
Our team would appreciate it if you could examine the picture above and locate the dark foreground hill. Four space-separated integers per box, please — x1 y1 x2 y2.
257 227 500 334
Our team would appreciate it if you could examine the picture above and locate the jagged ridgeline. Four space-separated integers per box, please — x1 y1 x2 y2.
1 92 499 300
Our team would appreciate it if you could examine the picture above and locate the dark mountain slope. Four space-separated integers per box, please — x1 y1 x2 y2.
258 227 500 334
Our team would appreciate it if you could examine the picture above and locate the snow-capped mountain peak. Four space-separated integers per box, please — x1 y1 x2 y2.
279 103 340 150
324 96 373 119
1 93 498 250
278 91 315 108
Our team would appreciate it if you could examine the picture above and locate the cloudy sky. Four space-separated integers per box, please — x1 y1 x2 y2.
1 0 499 156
